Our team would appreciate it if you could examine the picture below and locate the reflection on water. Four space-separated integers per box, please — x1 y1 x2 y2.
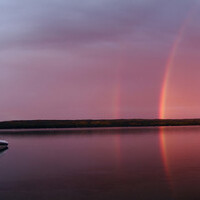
0 127 200 199
0 147 8 156
159 126 200 199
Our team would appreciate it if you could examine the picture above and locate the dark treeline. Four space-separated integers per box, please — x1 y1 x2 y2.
0 119 200 129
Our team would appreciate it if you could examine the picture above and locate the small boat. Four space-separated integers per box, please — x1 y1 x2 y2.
0 140 8 151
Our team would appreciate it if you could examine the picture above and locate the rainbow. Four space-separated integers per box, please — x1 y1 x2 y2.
113 81 121 119
159 5 197 195
159 13 193 119
113 65 122 119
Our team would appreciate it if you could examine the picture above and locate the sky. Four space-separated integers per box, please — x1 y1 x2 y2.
1 0 200 120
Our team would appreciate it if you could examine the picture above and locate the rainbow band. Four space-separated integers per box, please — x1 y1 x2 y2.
159 6 197 196
159 27 184 119
159 8 195 119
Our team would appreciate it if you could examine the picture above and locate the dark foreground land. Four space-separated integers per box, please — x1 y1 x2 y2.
0 119 200 129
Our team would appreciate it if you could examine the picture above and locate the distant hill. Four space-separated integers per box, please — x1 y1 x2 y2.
0 119 200 129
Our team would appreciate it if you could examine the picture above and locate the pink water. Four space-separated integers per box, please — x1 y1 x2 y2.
0 127 200 199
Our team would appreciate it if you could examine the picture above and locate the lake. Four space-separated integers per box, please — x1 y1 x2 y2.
0 126 200 200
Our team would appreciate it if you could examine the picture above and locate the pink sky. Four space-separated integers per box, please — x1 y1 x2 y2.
0 0 200 120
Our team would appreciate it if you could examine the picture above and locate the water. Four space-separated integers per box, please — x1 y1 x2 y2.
0 126 200 200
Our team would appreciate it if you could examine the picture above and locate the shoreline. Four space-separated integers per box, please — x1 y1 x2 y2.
1 119 200 129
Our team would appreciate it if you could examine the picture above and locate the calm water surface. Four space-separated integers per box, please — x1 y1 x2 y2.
0 126 200 200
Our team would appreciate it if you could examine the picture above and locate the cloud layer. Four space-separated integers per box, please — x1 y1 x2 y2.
0 0 199 120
